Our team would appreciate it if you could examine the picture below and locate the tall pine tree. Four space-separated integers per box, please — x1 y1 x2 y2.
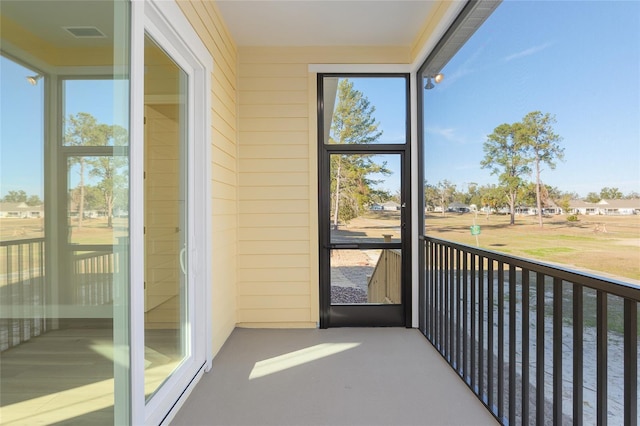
329 79 388 228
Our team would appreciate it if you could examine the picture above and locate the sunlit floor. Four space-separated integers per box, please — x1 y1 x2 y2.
171 328 498 426
0 322 181 425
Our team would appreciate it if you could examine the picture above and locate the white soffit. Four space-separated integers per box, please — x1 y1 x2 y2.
216 0 440 46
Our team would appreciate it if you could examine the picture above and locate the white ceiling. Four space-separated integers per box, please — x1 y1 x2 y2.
216 1 441 46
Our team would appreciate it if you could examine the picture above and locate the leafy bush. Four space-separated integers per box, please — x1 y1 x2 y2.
567 214 579 222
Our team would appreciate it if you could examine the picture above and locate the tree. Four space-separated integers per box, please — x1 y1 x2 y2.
87 123 128 228
585 192 600 203
557 194 572 216
478 184 505 217
600 187 623 200
481 123 530 225
25 195 42 206
518 111 564 227
435 180 456 215
329 79 386 228
64 113 102 228
2 190 27 203
459 182 480 207
424 181 439 212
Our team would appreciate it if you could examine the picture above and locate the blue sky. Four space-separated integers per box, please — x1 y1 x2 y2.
2 1 639 201
423 0 640 197
0 57 124 198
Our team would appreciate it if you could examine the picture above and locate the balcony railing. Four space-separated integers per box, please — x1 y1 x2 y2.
0 238 46 351
1 238 115 351
420 236 639 425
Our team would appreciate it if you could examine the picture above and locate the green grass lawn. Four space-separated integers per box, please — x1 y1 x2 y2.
425 212 640 283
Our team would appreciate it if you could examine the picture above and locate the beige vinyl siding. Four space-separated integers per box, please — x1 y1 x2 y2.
174 3 452 331
237 46 409 327
177 1 238 356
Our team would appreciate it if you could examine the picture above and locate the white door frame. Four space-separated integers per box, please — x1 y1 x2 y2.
130 1 212 424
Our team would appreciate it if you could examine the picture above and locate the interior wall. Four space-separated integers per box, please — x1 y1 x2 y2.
177 1 238 355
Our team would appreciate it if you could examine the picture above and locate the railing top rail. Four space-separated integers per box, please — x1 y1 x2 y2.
0 237 46 247
423 235 640 301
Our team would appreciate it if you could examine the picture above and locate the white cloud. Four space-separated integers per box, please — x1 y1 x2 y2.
426 126 468 144
504 42 554 62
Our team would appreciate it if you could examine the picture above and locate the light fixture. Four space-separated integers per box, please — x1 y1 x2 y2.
424 73 444 90
26 75 43 85
425 78 434 90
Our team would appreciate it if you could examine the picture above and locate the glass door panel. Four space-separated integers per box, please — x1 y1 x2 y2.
327 152 403 310
319 74 410 328
143 34 189 401
330 249 402 305
1 0 131 420
330 153 402 244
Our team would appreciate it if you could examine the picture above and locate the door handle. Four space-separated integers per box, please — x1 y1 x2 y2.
329 244 359 249
179 243 187 275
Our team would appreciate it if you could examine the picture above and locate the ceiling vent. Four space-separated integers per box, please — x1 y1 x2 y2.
63 26 106 38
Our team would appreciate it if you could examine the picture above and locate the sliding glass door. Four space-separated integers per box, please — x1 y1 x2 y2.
138 3 211 423
1 1 211 424
0 1 132 423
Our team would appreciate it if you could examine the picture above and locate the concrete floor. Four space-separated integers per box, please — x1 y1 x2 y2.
171 328 498 426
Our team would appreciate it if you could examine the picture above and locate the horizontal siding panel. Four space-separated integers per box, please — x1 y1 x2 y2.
239 254 309 269
212 228 235 249
239 90 307 105
212 164 236 184
239 77 307 92
213 198 236 215
212 214 237 232
179 2 236 78
239 117 308 132
239 131 308 146
211 92 236 127
212 110 237 144
238 226 309 241
213 66 237 103
207 3 238 64
240 145 308 159
239 213 309 228
212 146 235 170
238 295 310 310
240 104 308 119
201 1 237 61
239 158 308 173
238 308 311 323
239 186 308 201
213 181 237 201
212 76 236 112
238 282 310 296
239 200 308 214
212 129 237 157
238 240 309 255
239 172 308 187
239 63 307 78
238 267 309 282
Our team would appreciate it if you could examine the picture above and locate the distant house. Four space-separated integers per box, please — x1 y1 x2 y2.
382 201 401 211
597 198 640 215
447 202 470 213
569 198 640 215
0 202 44 219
